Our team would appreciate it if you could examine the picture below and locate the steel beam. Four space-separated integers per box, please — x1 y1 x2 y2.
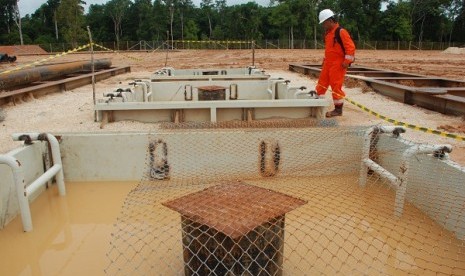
289 64 465 116
0 66 131 106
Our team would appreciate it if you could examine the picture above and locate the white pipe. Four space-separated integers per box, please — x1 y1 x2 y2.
0 155 32 232
359 128 372 187
25 164 62 195
266 88 274 100
379 126 406 133
363 158 399 186
142 83 148 102
359 126 406 187
12 133 65 196
294 91 310 99
140 82 151 102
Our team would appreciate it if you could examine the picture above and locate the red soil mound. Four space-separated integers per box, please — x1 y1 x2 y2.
0 45 48 55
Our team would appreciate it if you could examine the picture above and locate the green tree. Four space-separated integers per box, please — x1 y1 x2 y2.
106 0 131 49
57 0 86 46
0 0 16 39
184 19 199 40
451 0 465 42
200 0 214 39
378 1 413 41
269 2 297 46
338 0 382 41
87 4 114 42
152 0 169 41
120 0 153 41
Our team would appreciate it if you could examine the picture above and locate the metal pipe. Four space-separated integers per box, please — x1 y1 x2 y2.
87 26 97 122
0 155 31 231
12 133 65 196
0 59 112 90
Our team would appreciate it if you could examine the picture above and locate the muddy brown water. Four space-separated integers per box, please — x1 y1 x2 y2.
0 181 136 276
1 176 464 275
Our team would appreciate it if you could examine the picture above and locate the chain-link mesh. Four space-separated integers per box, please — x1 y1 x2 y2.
105 121 465 275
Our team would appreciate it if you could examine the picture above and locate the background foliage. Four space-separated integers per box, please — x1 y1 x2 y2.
1 0 464 47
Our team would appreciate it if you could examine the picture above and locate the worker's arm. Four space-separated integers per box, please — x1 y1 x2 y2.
341 29 355 68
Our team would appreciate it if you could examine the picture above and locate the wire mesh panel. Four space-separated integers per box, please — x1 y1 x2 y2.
105 121 465 275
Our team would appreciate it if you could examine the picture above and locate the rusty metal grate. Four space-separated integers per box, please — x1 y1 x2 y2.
197 85 227 101
163 182 307 239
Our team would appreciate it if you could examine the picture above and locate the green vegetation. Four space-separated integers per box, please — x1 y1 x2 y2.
1 0 464 47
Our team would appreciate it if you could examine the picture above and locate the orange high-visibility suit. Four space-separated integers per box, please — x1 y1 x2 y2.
316 23 355 105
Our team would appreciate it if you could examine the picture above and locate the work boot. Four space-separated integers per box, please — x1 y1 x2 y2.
326 103 343 117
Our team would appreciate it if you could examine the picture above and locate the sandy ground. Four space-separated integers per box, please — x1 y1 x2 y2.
0 49 464 165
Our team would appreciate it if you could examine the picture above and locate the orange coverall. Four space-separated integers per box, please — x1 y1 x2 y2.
316 23 356 105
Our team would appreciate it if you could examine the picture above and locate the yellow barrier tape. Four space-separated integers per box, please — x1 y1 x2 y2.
345 97 465 142
172 40 251 44
314 82 465 142
92 43 143 62
0 43 91 76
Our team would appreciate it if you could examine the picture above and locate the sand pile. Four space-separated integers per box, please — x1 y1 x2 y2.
442 47 465 54
0 45 48 56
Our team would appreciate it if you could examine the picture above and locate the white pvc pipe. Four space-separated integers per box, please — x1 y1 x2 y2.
379 126 406 134
363 158 399 186
265 88 273 99
12 133 66 196
0 155 32 232
359 126 406 187
140 82 151 102
25 164 62 196
359 128 372 187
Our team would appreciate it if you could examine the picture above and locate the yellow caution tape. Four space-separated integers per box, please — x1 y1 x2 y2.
345 97 465 142
92 43 143 62
172 40 251 44
315 82 465 141
0 43 91 75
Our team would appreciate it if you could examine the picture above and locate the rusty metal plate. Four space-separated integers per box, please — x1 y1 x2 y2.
197 85 227 91
162 182 307 239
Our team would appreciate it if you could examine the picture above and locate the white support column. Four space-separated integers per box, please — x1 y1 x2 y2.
359 127 373 187
210 107 217 122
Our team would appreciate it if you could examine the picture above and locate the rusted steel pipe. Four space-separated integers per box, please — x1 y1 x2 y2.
0 59 112 90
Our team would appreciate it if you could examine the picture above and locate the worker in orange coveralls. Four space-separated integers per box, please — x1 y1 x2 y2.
314 9 355 117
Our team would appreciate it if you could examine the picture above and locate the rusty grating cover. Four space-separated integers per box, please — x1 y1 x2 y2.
162 182 307 239
197 85 227 92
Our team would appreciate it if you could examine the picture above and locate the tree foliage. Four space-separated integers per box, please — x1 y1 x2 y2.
57 0 87 46
0 0 463 45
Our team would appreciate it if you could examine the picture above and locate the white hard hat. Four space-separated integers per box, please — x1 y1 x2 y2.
319 9 335 24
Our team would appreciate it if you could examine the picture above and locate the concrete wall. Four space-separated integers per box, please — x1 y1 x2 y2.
59 127 364 182
377 136 465 240
150 80 273 101
1 128 464 240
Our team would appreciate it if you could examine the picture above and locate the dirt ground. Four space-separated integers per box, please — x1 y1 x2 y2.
1 49 464 165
